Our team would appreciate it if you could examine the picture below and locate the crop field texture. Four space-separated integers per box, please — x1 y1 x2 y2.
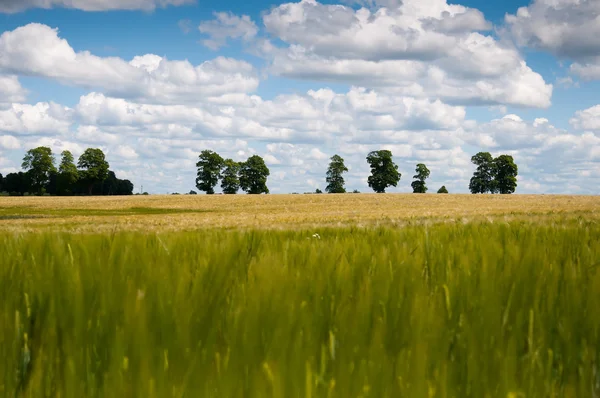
1 195 600 397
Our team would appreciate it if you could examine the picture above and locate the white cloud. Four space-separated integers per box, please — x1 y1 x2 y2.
199 12 258 50
0 102 72 135
0 0 194 13
506 0 600 80
0 24 259 104
570 105 600 131
0 75 27 104
0 135 20 149
262 0 552 107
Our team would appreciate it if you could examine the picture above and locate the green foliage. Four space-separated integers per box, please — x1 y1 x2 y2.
0 172 3 192
57 151 79 195
21 146 56 194
1 221 599 396
196 150 224 194
494 155 518 194
469 152 496 194
411 163 430 193
239 155 270 194
315 188 323 194
366 150 401 193
2 172 30 195
437 185 449 194
325 154 348 193
469 152 519 194
221 159 241 194
78 148 110 195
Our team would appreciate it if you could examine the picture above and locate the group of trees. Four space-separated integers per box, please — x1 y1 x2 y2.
0 147 133 196
469 152 518 194
195 148 517 195
196 150 270 194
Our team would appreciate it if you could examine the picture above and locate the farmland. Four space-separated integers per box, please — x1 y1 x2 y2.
1 194 600 397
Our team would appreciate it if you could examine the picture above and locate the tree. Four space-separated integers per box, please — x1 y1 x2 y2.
0 173 3 192
221 159 241 194
196 150 224 194
437 186 449 194
411 163 430 193
57 150 79 195
366 150 401 193
469 152 496 194
4 172 30 195
78 148 110 195
325 154 348 193
494 155 518 194
21 146 56 194
239 155 270 194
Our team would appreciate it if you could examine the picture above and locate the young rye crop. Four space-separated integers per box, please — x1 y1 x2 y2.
1 219 599 397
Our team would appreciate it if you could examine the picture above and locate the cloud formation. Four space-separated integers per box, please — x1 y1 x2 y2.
199 12 259 50
0 24 259 104
260 0 552 108
506 0 600 79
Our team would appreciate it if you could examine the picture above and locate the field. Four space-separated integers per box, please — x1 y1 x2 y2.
1 194 600 397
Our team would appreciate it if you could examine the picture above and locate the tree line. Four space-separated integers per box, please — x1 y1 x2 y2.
195 149 518 195
0 147 133 196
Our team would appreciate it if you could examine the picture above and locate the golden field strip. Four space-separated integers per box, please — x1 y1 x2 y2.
0 193 599 231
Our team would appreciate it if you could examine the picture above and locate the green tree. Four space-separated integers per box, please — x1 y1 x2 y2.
21 146 56 194
196 150 224 194
0 173 3 192
325 154 348 193
494 155 518 194
411 163 430 193
239 155 270 194
3 172 30 195
57 150 79 195
366 150 400 193
469 152 496 194
437 186 449 194
78 148 110 195
221 159 241 194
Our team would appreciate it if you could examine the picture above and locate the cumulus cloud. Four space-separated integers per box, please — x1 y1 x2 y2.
506 0 600 79
199 12 258 50
570 105 600 131
0 0 194 13
262 0 552 107
0 135 20 149
0 24 259 104
0 75 27 104
0 102 72 135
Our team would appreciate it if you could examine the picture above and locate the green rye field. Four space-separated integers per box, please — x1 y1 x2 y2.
1 194 600 397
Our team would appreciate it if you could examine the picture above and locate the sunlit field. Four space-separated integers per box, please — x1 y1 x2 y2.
0 193 599 231
1 194 600 397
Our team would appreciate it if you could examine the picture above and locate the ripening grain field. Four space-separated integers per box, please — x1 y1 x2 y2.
1 194 600 397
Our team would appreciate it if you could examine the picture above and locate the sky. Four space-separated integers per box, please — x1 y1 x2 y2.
0 0 599 194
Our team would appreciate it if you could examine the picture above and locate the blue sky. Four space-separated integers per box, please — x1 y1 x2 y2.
0 0 599 194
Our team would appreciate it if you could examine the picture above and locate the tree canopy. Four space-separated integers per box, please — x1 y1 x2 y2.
21 146 56 194
78 148 110 194
437 186 449 194
221 159 241 194
494 155 518 194
196 150 224 194
2 147 131 196
326 154 348 193
366 150 401 193
469 152 518 194
58 150 79 195
240 155 270 194
411 163 430 193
